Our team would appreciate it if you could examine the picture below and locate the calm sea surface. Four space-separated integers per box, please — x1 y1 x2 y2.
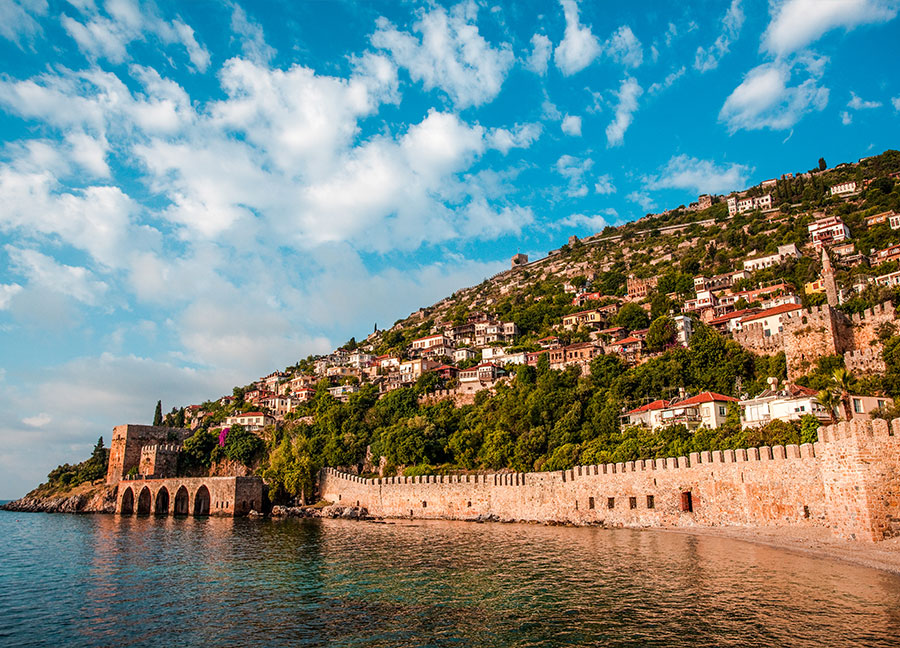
1 510 899 648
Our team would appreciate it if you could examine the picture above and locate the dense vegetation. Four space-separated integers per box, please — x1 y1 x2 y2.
34 438 109 495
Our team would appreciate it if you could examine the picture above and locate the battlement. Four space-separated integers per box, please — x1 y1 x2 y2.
844 347 887 374
850 301 894 325
140 444 182 454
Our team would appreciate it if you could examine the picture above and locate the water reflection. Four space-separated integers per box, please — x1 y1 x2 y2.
0 512 898 647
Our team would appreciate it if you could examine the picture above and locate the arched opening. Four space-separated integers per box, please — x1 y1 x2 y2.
137 486 152 515
174 486 190 516
154 487 170 515
120 487 134 515
193 485 210 516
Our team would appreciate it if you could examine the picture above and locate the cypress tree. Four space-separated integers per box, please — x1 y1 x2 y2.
153 400 163 426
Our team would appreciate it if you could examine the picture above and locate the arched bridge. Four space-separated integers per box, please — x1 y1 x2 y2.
116 476 263 517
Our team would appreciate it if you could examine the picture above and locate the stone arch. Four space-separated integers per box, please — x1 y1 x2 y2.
193 485 210 516
137 486 152 515
174 485 190 515
154 487 170 515
120 487 134 515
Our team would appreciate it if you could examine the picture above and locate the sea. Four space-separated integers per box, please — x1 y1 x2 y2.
1 509 899 647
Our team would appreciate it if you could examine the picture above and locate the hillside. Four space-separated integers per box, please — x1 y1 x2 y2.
32 149 900 506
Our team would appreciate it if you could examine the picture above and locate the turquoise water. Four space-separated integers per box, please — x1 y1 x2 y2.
1 511 899 647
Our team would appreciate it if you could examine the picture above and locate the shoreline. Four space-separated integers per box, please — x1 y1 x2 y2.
650 525 900 574
365 515 900 575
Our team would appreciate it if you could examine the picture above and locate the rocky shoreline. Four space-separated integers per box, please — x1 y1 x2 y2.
1 485 116 514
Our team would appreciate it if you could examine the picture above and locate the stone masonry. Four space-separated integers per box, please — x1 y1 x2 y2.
320 419 900 542
733 302 893 380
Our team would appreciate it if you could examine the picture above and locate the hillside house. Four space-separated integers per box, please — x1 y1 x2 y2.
743 244 800 272
739 381 829 429
224 412 275 432
809 216 850 248
829 181 858 196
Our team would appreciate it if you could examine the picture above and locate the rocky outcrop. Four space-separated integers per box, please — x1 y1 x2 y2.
1 485 117 514
269 504 370 520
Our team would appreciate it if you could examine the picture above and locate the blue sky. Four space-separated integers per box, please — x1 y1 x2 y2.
0 0 899 496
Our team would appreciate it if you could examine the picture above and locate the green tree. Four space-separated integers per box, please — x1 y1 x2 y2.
616 302 650 331
831 368 855 420
646 316 676 352
223 424 265 466
816 389 839 424
818 157 827 171
153 400 162 426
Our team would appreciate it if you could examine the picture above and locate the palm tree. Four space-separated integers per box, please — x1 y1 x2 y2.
817 389 838 424
832 368 855 421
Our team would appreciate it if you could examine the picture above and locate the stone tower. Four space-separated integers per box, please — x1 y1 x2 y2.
821 248 839 307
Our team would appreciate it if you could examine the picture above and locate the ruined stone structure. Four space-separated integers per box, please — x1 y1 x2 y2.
108 423 264 517
733 302 893 380
320 419 900 542
116 476 263 517
107 424 188 485
138 444 180 479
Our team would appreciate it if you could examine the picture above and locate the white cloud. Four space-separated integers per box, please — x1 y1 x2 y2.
554 0 601 75
556 209 616 231
561 114 582 136
847 91 882 109
229 1 275 64
371 1 514 108
605 77 642 146
22 413 51 427
627 190 656 212
0 0 47 45
487 122 542 153
648 67 686 95
719 60 828 132
762 0 898 57
0 283 23 309
841 111 853 125
594 174 616 194
604 25 643 68
61 0 211 72
6 246 109 305
526 33 552 74
555 154 592 197
643 155 752 194
694 0 744 72
893 96 900 110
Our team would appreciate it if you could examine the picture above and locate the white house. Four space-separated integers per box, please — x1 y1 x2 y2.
672 314 694 346
739 380 829 429
453 348 477 363
808 216 850 247
743 244 800 272
224 412 275 432
656 392 737 430
737 303 802 336
830 181 858 196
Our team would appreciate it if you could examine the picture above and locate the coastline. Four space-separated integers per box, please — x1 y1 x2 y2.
652 525 900 575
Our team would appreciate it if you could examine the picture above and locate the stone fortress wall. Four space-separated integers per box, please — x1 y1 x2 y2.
320 419 900 542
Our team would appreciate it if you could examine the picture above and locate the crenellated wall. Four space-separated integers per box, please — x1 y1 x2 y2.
320 420 900 542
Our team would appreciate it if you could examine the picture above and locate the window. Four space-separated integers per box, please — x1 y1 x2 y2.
607 497 615 509
646 495 655 509
718 406 726 417
680 491 693 513
588 497 595 509
853 399 863 414
629 497 637 510
422 501 427 508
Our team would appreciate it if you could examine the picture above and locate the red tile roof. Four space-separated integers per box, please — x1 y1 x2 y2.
626 399 670 414
610 336 641 345
233 412 266 417
740 303 801 323
708 308 759 325
677 391 738 405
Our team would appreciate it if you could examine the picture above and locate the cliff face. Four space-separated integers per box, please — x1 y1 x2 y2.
1 481 116 514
